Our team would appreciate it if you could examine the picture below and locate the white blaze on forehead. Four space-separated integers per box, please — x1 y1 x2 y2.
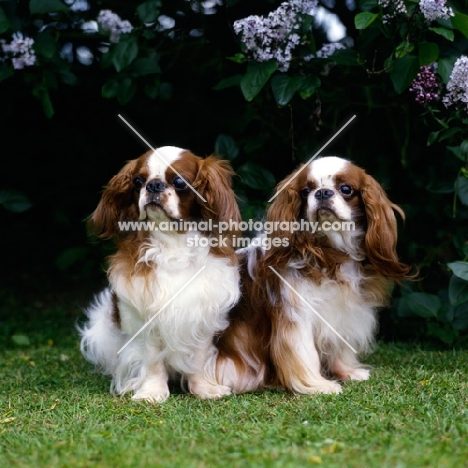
308 156 349 187
147 146 184 179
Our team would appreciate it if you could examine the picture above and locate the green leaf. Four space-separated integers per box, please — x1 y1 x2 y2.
447 261 468 281
240 60 277 101
271 74 302 106
461 140 468 159
396 296 414 318
354 12 378 30
406 292 441 318
237 161 276 191
389 55 419 94
212 75 242 91
437 57 457 84
29 0 67 14
33 32 56 59
447 145 464 160
131 57 160 77
449 274 468 306
453 301 468 330
298 75 320 99
0 6 10 34
457 175 468 206
137 0 162 23
227 53 246 64
359 0 379 10
102 79 119 99
100 50 113 69
117 78 137 104
427 131 439 145
419 42 439 66
426 322 458 344
214 134 239 161
439 126 462 142
451 12 468 39
429 27 454 41
0 190 32 212
112 39 139 72
395 41 415 59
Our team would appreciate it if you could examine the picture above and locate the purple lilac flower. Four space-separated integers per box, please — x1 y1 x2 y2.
409 66 439 105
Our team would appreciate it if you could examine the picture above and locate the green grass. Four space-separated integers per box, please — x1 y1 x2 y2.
1 294 467 468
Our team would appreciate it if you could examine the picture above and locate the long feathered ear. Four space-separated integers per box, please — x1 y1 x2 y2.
267 182 303 228
257 177 305 304
361 173 412 280
265 170 320 258
88 159 140 240
193 155 241 225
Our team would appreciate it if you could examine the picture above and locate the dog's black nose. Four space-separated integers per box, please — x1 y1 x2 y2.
146 180 167 193
314 189 334 200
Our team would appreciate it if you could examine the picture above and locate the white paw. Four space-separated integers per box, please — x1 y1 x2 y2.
295 380 342 395
346 368 371 381
132 383 170 403
189 380 232 399
312 380 342 395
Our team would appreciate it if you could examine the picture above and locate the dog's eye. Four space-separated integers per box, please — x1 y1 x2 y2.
300 188 311 199
173 177 187 190
134 177 144 191
339 185 353 196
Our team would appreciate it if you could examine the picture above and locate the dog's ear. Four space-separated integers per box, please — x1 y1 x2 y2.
264 166 321 257
88 158 140 240
361 173 413 280
193 155 241 225
259 171 307 304
267 182 302 233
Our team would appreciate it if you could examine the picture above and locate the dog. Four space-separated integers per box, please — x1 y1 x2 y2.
213 156 413 395
79 146 241 402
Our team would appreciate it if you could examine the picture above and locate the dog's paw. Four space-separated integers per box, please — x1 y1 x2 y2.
132 382 170 403
189 379 232 399
312 380 342 395
294 380 342 395
345 368 371 381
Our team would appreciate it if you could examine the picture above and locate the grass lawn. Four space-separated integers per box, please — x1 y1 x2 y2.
1 291 467 468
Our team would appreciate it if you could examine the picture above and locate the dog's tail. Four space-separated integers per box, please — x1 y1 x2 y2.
78 288 126 377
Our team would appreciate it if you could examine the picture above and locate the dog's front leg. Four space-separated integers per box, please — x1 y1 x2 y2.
131 336 170 403
187 341 232 399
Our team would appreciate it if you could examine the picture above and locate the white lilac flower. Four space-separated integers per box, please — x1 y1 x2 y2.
442 56 468 112
1 35 36 70
419 0 454 22
97 10 133 43
315 42 346 58
379 0 408 24
233 0 318 72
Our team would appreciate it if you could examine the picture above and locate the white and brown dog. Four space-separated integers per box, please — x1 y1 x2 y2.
79 146 241 402
214 156 413 395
